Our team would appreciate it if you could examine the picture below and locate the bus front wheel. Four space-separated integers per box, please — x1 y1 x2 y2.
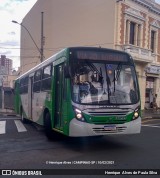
44 112 63 140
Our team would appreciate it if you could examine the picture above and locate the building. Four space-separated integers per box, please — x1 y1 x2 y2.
20 0 160 109
0 55 12 75
0 55 17 88
116 0 160 110
0 56 17 111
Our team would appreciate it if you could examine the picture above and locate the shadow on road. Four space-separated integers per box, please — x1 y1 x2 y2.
47 133 134 153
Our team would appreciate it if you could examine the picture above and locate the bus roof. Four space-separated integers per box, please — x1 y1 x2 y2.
16 47 131 80
16 48 68 80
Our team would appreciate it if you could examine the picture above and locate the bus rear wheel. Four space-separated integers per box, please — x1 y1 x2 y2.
44 112 55 140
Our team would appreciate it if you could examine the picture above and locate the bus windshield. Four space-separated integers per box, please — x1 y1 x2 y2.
71 60 139 105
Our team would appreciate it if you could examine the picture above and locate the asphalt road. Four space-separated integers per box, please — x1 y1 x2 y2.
0 116 160 177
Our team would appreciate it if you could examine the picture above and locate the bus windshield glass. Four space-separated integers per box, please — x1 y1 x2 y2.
71 55 139 105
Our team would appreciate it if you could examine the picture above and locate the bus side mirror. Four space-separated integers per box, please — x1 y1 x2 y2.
64 65 70 78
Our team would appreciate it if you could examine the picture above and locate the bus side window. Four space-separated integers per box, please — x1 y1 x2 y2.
19 78 23 94
33 69 42 92
19 77 28 94
41 64 52 91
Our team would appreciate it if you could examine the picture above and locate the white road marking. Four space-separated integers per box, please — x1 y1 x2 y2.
0 121 6 134
142 125 160 128
14 120 27 132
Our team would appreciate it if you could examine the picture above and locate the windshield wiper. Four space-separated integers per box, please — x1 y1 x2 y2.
104 65 111 103
113 63 122 92
86 61 102 76
115 63 122 81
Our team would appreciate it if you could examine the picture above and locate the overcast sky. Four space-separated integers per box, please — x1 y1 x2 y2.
0 0 37 70
0 0 160 70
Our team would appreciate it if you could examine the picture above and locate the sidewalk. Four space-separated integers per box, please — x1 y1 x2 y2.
142 109 160 119
0 109 17 117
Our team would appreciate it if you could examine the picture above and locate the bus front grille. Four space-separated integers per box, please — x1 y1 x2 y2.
92 126 127 134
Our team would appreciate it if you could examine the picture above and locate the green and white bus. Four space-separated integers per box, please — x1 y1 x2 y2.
14 47 141 138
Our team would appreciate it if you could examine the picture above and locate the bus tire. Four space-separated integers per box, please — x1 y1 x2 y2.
44 112 63 140
44 112 54 140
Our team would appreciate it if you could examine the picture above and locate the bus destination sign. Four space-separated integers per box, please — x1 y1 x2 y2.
76 51 128 62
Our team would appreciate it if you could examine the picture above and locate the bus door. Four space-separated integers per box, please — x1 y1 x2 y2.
28 76 33 119
54 64 64 130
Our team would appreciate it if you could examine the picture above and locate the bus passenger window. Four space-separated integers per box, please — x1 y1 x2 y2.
19 76 29 94
41 64 52 91
33 69 42 92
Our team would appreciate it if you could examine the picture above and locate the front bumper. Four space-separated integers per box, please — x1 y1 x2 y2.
69 117 141 137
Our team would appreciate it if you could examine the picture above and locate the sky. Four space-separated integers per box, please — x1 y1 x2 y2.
0 0 160 71
0 0 37 70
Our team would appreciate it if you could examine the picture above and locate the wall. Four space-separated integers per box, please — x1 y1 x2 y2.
20 0 116 74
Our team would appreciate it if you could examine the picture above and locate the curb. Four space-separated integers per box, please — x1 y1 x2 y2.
0 113 18 117
142 116 160 120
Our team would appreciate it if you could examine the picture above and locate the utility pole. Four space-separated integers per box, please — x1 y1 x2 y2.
41 12 44 62
12 20 42 62
12 12 45 63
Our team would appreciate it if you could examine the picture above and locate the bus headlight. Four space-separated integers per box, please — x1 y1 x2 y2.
76 113 83 119
74 108 85 122
133 107 140 120
134 112 139 118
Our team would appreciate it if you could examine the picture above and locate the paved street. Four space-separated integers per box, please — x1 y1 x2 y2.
0 116 160 177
